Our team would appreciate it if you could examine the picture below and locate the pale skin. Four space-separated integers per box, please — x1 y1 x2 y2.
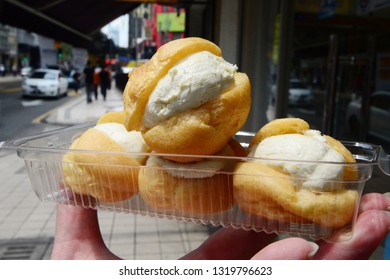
51 192 390 260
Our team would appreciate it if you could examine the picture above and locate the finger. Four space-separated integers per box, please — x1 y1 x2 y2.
314 210 390 260
181 227 277 260
51 204 120 260
359 193 390 213
251 237 319 260
54 203 102 242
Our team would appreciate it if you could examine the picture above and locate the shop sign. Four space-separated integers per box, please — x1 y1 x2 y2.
157 12 186 32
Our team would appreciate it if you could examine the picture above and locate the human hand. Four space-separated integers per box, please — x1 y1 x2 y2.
311 192 390 259
183 192 390 260
51 192 390 260
51 204 121 260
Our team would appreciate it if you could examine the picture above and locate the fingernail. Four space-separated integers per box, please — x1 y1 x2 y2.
306 241 319 259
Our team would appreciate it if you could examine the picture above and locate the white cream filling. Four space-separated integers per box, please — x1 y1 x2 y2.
94 123 148 163
142 51 237 128
249 130 346 189
146 155 226 179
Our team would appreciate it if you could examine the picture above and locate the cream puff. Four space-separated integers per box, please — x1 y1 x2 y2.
233 118 358 228
62 122 149 203
138 139 246 215
123 37 251 162
96 111 125 125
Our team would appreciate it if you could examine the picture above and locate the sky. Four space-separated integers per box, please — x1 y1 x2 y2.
101 14 129 48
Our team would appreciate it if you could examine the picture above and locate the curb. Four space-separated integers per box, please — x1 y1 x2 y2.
32 91 85 124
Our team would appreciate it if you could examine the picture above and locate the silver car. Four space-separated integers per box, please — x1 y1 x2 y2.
288 79 313 106
270 79 314 107
22 68 68 98
20 66 33 78
346 91 390 142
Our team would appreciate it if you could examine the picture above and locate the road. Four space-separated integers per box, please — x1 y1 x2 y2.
0 79 74 141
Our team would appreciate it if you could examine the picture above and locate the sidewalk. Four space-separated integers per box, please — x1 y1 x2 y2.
0 84 211 260
43 87 124 125
0 74 22 83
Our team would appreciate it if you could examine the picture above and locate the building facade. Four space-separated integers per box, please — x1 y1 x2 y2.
0 24 17 73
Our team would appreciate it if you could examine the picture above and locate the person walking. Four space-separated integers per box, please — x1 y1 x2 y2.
72 70 81 94
0 64 5 77
83 61 95 103
12 63 18 76
93 68 100 100
99 65 111 101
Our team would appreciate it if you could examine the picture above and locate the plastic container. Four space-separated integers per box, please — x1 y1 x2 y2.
1 121 389 242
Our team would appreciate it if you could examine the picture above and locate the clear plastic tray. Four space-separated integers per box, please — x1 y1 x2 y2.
1 121 389 242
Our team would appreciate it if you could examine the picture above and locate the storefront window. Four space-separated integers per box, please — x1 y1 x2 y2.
276 0 390 153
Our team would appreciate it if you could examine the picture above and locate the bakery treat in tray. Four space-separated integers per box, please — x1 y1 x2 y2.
3 118 386 242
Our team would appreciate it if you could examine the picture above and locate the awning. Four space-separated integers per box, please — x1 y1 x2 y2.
0 0 142 48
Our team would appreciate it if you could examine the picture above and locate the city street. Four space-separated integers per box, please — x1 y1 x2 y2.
0 76 72 141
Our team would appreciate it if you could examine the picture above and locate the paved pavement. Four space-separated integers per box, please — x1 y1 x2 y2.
0 74 388 259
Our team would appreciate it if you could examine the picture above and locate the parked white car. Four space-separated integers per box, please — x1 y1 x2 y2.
20 66 33 78
271 79 314 107
346 91 390 142
22 68 68 98
288 79 314 106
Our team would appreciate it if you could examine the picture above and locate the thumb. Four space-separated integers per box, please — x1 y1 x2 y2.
54 203 102 242
251 237 319 260
51 204 120 259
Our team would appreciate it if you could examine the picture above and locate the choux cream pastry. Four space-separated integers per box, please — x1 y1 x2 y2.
123 37 251 162
62 122 149 203
96 111 125 125
138 139 246 214
233 118 358 228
